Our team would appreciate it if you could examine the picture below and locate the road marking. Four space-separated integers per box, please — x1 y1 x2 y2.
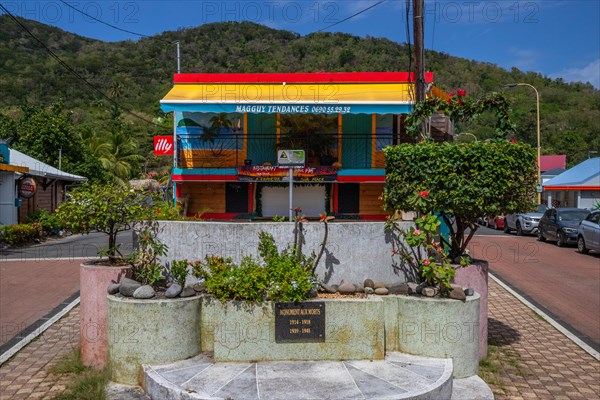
490 273 600 361
0 297 80 366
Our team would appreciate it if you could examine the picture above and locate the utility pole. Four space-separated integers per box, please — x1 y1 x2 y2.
413 0 425 103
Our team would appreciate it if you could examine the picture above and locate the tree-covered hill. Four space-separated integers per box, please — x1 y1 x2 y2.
1 16 598 181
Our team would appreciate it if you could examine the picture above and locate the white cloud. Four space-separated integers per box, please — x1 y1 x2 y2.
552 59 600 88
509 48 539 71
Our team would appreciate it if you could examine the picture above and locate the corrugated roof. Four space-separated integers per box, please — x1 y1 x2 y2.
543 157 600 188
9 148 87 181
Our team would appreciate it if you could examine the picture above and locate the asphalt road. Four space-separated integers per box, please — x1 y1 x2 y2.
470 225 600 352
0 231 134 261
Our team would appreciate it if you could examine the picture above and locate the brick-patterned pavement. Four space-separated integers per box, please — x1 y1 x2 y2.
0 280 598 399
486 279 600 399
0 308 79 400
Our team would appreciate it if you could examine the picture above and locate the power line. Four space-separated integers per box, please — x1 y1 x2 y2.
315 1 386 33
56 0 174 44
0 4 165 129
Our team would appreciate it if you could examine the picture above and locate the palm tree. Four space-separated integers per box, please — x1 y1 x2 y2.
99 130 144 186
201 113 233 156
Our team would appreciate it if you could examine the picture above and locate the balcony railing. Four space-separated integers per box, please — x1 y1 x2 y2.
176 133 393 170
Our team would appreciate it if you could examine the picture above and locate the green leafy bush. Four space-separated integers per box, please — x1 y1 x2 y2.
169 259 189 287
384 141 537 260
25 209 61 234
192 232 316 303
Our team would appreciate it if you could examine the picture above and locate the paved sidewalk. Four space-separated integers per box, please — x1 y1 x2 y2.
1 280 599 399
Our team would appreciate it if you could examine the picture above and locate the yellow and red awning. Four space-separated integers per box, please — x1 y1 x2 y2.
161 72 434 115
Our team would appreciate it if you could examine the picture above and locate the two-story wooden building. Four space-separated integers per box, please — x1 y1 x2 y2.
160 72 436 219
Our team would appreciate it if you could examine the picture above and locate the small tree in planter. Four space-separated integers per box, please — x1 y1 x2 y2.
383 141 537 261
56 183 177 263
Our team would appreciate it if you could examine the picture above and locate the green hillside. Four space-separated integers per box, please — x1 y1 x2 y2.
1 16 598 181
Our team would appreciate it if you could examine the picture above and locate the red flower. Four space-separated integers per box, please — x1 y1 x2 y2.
510 139 517 143
392 249 397 254
448 92 455 97
418 190 429 197
457 100 463 105
457 89 466 97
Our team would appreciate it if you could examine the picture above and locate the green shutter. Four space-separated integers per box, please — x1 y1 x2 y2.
247 114 277 165
342 114 372 168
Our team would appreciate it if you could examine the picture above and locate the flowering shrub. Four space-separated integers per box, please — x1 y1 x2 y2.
1 223 44 246
386 192 458 294
384 141 536 261
192 231 316 303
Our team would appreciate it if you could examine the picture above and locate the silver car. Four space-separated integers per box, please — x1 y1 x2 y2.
504 204 548 236
577 210 600 254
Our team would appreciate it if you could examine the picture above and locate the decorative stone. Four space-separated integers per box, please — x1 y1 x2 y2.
308 288 318 298
422 287 438 297
449 284 467 301
321 283 338 294
354 283 364 292
338 280 356 294
364 287 375 295
374 287 389 295
119 278 141 297
407 282 419 294
464 288 475 297
133 285 155 299
180 286 196 298
193 282 206 293
389 282 409 295
363 279 374 288
374 281 386 289
107 283 120 295
416 283 428 294
165 284 183 298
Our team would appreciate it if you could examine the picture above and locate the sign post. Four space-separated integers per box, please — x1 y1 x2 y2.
277 150 305 221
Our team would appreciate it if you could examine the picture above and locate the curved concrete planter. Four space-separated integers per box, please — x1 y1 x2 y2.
79 263 130 368
107 295 202 385
201 297 385 362
384 293 481 378
453 261 489 359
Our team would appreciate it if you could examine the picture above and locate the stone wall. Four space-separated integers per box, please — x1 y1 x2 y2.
156 221 414 285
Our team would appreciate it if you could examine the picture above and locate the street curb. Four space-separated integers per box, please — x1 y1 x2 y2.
0 294 80 366
489 273 600 360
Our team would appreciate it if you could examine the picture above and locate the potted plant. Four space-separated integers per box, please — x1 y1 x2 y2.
55 182 177 368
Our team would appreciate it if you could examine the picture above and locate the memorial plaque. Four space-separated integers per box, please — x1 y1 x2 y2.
275 302 325 343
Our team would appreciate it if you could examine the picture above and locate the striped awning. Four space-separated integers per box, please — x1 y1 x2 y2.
160 72 433 115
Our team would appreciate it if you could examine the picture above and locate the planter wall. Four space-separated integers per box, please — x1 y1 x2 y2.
453 261 489 360
201 297 385 362
79 263 130 368
384 293 480 378
107 295 202 385
156 221 414 286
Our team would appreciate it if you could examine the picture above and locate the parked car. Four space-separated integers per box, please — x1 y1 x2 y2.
577 210 600 254
504 204 548 236
485 215 505 230
538 208 591 247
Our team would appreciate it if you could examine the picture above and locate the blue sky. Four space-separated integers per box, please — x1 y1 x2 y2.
3 0 599 88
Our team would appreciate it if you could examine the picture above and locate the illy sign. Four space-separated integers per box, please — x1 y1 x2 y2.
154 136 174 156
